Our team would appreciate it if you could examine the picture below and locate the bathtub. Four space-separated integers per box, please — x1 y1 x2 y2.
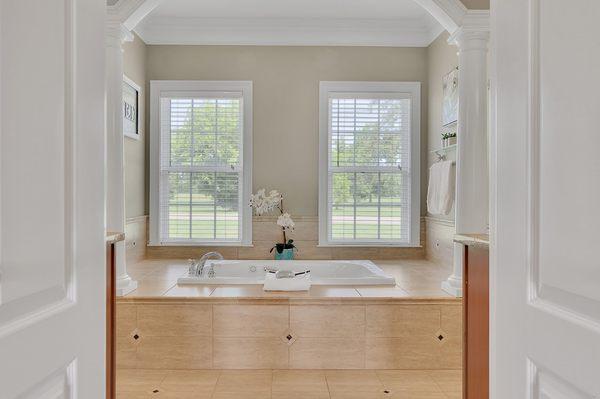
177 260 396 286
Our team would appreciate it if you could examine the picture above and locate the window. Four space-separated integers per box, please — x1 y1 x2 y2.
149 81 252 246
319 82 420 246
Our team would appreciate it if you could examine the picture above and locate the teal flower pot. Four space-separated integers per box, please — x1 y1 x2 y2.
274 248 295 260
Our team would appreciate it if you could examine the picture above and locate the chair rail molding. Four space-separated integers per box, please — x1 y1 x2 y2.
105 0 160 295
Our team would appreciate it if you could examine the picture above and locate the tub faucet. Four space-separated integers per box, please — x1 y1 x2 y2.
193 251 223 277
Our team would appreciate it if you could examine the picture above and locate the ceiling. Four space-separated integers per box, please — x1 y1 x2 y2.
134 0 444 47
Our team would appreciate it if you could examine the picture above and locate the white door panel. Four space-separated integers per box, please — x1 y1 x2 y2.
0 0 106 397
493 0 600 397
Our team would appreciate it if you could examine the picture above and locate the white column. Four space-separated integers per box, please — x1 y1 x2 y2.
442 18 490 297
106 22 137 296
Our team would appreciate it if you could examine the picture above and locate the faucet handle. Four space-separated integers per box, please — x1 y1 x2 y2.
188 258 198 274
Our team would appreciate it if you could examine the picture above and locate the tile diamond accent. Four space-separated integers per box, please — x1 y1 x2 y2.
435 329 446 344
281 331 297 346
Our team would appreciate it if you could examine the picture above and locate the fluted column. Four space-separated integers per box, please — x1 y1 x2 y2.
442 16 490 297
106 22 137 296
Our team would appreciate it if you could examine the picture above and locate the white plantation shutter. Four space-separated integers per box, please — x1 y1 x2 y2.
150 81 253 245
319 82 421 246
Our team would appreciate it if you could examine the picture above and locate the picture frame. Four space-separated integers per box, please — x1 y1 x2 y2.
123 75 140 140
442 67 459 126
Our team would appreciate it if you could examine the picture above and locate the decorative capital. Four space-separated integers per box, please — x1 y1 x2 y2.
448 10 490 51
106 22 134 49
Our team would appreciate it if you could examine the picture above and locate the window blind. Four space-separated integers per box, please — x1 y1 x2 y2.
159 94 243 243
327 94 411 243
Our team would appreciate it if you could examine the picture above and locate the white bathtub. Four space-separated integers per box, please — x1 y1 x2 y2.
177 260 396 286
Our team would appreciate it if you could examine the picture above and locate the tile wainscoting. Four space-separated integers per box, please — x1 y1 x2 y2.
126 215 148 265
126 216 461 266
136 216 426 260
116 298 461 370
424 217 455 269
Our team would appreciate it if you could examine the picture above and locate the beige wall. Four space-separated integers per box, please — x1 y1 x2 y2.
146 45 429 217
427 32 458 221
425 32 458 264
123 33 148 218
460 0 490 9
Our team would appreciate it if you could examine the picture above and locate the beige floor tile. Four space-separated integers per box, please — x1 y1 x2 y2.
273 392 330 399
376 370 442 393
159 370 220 393
290 338 365 369
388 393 447 399
214 370 273 393
212 392 271 399
329 393 386 399
116 369 167 392
272 370 328 393
325 370 382 393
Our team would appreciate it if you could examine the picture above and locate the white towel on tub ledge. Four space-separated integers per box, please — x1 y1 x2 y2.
427 160 455 215
263 272 311 291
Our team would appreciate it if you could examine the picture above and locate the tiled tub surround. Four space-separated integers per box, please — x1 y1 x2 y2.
116 297 461 371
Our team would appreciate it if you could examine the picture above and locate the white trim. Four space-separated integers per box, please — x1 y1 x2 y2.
123 75 141 141
107 0 162 31
413 0 467 34
135 16 446 47
318 81 421 247
149 80 253 247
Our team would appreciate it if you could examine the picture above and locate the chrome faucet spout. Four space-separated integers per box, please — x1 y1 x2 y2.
195 251 224 277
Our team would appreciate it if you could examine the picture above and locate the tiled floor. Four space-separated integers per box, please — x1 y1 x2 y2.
117 369 462 399
125 259 453 298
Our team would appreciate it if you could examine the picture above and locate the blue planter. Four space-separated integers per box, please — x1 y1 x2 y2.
274 248 295 260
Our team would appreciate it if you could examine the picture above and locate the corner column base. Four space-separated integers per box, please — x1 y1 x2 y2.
441 279 463 297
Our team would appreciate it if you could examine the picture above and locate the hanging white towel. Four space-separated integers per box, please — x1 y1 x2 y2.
427 160 455 215
263 272 311 291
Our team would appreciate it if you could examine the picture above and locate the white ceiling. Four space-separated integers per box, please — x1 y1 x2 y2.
134 0 444 47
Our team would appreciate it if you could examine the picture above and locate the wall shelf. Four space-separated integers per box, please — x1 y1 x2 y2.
431 144 457 160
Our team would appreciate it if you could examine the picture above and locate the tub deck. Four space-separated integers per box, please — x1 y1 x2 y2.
123 259 454 299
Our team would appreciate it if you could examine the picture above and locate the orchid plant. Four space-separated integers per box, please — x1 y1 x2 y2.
250 189 297 255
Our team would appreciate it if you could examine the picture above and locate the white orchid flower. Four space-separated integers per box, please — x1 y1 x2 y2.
277 213 295 230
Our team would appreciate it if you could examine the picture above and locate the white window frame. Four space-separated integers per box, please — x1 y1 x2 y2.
318 81 421 247
149 80 253 246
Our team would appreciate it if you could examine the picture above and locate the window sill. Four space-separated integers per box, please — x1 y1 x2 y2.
317 243 422 248
148 242 254 247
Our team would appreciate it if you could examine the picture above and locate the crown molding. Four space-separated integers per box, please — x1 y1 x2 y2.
413 0 467 33
135 16 444 47
447 10 490 46
107 0 162 31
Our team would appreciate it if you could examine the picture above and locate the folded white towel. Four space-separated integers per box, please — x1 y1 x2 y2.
427 160 455 215
263 272 311 291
